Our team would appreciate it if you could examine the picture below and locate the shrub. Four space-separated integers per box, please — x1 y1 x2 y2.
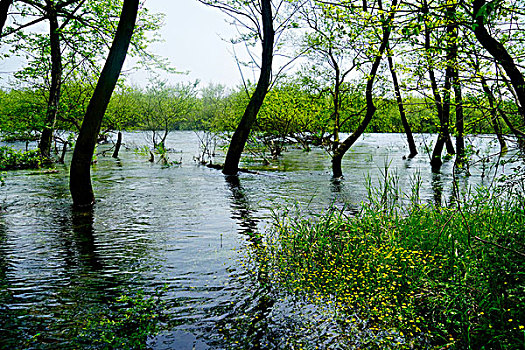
0 147 43 170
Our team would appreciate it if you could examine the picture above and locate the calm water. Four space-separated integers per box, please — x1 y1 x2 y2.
0 132 519 349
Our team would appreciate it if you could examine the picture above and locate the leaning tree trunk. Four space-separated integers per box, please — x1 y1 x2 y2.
0 0 12 35
387 51 417 158
70 0 139 207
424 0 455 172
473 0 525 124
480 77 507 152
39 3 62 159
331 0 396 178
454 68 465 166
448 4 465 167
112 131 122 158
222 0 274 175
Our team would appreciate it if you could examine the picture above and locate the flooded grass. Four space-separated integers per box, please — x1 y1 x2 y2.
258 180 525 349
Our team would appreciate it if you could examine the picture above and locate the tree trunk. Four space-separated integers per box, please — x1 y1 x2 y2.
424 0 455 172
70 0 139 208
387 52 417 158
330 49 341 149
448 4 465 167
473 0 525 124
59 141 67 164
480 76 525 147
332 0 396 178
443 3 456 157
454 69 465 165
423 1 446 171
0 0 12 35
112 131 122 158
39 2 62 159
222 0 274 175
480 78 506 152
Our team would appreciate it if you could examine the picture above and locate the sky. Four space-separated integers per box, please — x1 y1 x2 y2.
0 0 247 88
126 0 244 87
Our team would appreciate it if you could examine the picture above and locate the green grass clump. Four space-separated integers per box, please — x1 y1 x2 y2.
74 288 166 349
0 146 44 170
263 187 525 349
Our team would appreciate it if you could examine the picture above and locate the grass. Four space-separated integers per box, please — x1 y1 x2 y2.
73 287 167 349
259 173 525 349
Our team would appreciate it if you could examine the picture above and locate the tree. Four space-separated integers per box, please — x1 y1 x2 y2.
386 50 418 158
332 0 397 178
69 0 139 208
298 0 360 149
199 0 305 175
199 0 275 175
138 79 198 150
1 0 163 158
472 0 525 125
0 0 12 35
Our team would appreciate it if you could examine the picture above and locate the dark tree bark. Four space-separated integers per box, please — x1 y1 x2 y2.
480 76 525 144
473 0 525 123
59 141 67 163
70 0 139 207
453 68 465 165
39 1 62 159
331 0 396 178
448 4 465 166
424 0 455 172
387 51 417 158
480 77 507 151
328 48 342 149
222 0 274 175
0 0 12 35
112 131 122 158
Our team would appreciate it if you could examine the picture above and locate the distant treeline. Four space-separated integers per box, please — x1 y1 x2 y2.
1 76 520 142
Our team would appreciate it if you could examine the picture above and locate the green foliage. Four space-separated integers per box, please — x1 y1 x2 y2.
3 0 166 89
0 147 44 170
262 181 525 349
0 88 46 141
74 288 166 349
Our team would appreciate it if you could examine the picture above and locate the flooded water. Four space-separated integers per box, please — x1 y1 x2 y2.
0 131 520 349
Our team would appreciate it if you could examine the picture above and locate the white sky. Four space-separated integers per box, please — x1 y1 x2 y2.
128 0 244 87
0 0 247 88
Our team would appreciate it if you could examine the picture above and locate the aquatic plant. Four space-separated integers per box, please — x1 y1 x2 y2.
74 288 167 349
260 183 525 349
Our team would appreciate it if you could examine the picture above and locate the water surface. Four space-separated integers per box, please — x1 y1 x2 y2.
0 131 518 349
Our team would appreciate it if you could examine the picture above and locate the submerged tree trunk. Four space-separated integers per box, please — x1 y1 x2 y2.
0 0 12 35
112 131 122 158
222 0 274 175
454 69 465 166
59 141 67 163
39 3 62 159
332 0 396 178
425 0 455 172
473 0 525 124
330 48 341 149
480 77 507 152
387 52 417 158
448 4 464 167
70 0 139 207
423 1 446 171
